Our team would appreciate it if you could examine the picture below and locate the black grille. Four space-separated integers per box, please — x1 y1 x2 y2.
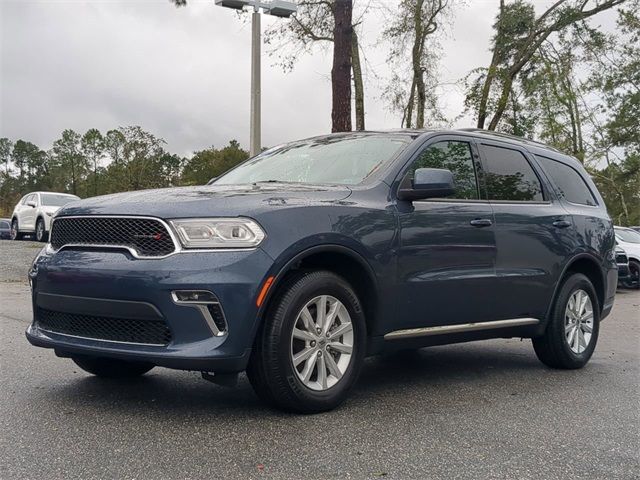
37 308 172 345
616 252 628 264
51 216 176 257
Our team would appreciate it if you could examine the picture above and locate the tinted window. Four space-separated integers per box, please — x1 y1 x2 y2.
0 221 9 229
480 145 543 201
536 156 596 206
408 141 479 199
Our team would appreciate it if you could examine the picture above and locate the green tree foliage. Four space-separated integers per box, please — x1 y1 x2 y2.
181 140 248 186
0 127 249 217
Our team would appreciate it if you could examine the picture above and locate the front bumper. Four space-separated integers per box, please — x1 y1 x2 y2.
26 247 274 372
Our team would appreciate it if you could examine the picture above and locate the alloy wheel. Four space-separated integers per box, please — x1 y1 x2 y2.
564 289 594 354
10 220 18 240
36 221 44 242
290 295 354 391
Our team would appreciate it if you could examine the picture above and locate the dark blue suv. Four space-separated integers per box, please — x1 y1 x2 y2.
26 129 617 412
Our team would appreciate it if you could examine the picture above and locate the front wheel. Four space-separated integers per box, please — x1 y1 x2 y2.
624 260 640 290
532 273 600 369
72 356 154 378
247 270 366 413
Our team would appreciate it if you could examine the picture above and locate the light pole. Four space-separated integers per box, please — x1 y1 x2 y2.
215 0 297 157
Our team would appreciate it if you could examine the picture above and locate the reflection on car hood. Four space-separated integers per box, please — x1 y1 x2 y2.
57 183 353 219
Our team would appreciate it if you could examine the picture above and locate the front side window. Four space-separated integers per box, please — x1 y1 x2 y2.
536 155 596 206
407 140 479 200
0 221 9 229
40 193 79 207
216 134 412 186
480 145 544 202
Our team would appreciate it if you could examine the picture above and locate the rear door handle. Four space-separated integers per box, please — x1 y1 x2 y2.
470 218 493 228
552 219 572 229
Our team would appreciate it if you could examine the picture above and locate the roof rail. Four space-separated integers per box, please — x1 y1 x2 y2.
457 128 561 153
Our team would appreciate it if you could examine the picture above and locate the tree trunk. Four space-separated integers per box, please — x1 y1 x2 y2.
412 0 425 128
351 31 365 131
405 79 416 128
477 0 504 129
487 72 514 130
331 0 353 133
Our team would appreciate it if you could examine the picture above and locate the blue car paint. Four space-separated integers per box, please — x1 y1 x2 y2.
26 130 617 372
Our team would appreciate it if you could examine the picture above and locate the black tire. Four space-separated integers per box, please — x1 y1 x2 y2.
72 356 154 378
10 219 23 240
532 273 600 369
35 217 47 243
625 260 640 290
247 270 366 413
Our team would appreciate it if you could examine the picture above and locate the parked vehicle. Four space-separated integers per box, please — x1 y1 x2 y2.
629 226 640 233
616 247 631 287
26 129 617 413
0 218 11 240
11 192 80 242
614 226 640 289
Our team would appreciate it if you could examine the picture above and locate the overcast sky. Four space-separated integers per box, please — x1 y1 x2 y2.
0 0 617 156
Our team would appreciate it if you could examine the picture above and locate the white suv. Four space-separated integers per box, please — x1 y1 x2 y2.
11 192 80 242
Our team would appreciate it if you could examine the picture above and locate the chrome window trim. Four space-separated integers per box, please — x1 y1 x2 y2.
48 215 259 259
384 317 540 340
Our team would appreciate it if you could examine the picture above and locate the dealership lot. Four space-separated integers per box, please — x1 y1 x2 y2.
0 241 638 479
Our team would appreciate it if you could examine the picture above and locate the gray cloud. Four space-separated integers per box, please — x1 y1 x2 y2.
0 0 618 156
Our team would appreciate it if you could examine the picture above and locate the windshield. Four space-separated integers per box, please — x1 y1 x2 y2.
40 194 79 207
616 228 640 244
215 134 412 186
0 221 9 229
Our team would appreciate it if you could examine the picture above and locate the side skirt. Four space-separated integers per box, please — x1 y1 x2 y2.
384 318 540 341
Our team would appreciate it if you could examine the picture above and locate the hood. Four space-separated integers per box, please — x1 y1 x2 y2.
617 240 640 260
57 183 352 219
41 205 61 215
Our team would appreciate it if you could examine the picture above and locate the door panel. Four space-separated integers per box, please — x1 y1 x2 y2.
397 201 497 329
395 136 497 330
477 142 574 320
22 194 37 230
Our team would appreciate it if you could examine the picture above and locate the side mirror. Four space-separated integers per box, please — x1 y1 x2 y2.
26 200 37 208
398 168 455 201
206 177 218 185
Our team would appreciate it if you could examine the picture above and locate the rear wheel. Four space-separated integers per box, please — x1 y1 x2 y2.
10 219 23 240
532 273 600 369
247 270 366 413
35 217 47 242
72 356 154 378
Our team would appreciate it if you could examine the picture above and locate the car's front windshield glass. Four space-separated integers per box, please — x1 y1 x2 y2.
215 134 412 186
40 194 78 207
616 228 640 244
0 221 9 229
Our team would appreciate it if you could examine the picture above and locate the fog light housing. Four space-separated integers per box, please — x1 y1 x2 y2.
171 290 227 336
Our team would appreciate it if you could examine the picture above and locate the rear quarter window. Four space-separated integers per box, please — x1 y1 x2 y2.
536 155 597 206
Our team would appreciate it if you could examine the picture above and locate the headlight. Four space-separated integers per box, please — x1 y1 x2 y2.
170 218 265 249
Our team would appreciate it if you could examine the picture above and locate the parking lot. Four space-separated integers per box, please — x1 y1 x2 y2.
0 240 638 479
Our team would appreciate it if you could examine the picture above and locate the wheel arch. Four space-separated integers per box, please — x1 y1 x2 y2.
548 254 606 321
256 244 379 339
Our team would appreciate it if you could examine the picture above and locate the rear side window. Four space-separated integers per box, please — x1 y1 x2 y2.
480 145 544 202
408 140 479 199
536 155 597 206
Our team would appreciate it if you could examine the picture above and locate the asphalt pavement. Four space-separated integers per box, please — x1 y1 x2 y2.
0 240 638 479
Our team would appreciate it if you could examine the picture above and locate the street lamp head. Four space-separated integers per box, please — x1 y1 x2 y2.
265 1 297 18
214 0 250 10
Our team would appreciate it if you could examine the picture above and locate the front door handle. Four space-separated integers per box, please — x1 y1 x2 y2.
470 218 493 228
552 219 572 229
